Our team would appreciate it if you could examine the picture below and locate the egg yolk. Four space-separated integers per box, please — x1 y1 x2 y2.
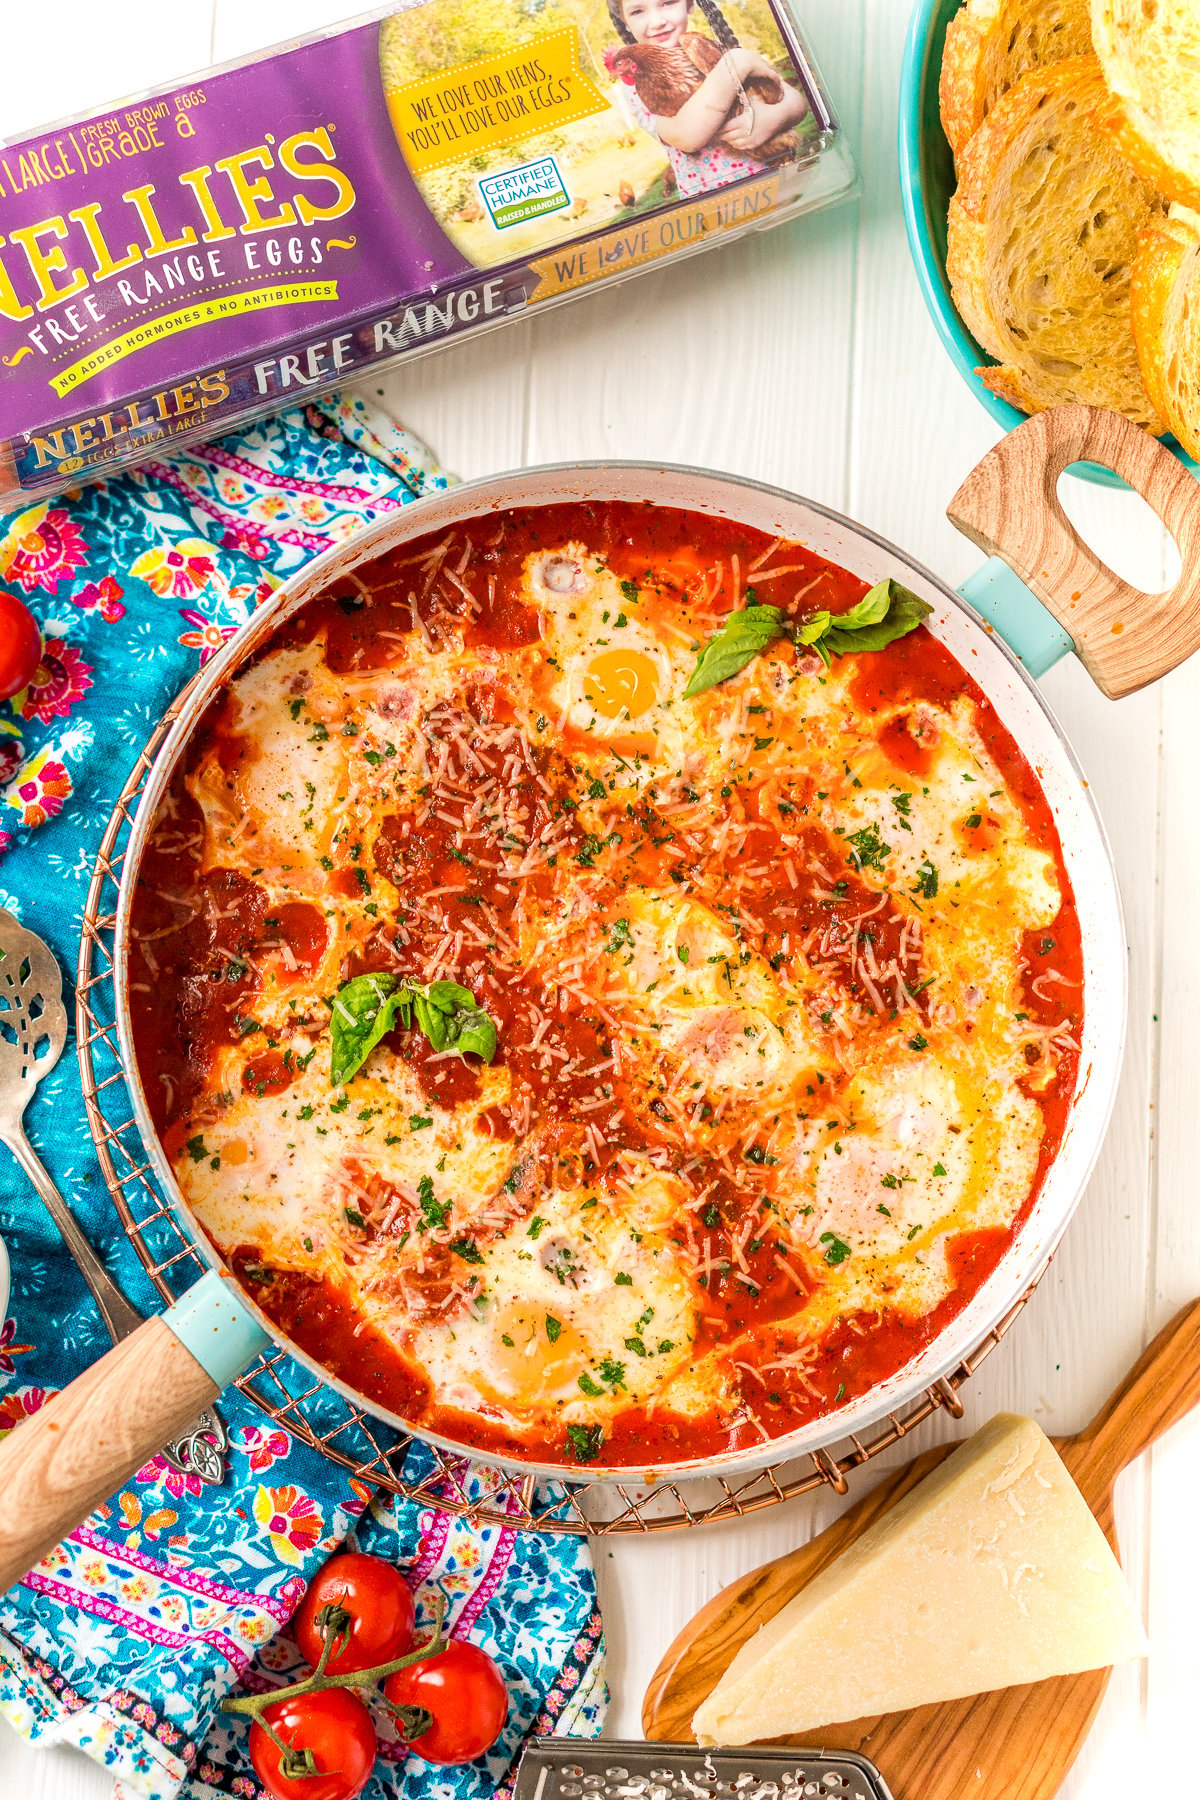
584 648 659 719
488 1306 591 1399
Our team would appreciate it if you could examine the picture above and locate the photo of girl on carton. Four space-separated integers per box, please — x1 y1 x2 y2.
605 0 808 197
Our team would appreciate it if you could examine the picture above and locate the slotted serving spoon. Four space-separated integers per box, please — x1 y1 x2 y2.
0 907 227 1484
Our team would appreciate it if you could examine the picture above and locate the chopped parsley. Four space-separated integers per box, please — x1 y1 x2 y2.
820 1232 851 1266
578 1371 605 1397
846 824 890 873
417 1175 451 1231
604 918 633 954
545 1315 562 1343
912 859 938 899
408 1114 433 1132
567 1423 604 1462
450 1238 483 1264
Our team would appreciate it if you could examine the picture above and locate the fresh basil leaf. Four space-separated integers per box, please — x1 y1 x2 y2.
451 1008 498 1062
792 610 831 646
330 972 403 1087
683 604 786 698
426 980 475 1014
684 581 931 697
330 973 499 1084
834 582 893 631
412 990 447 1051
822 580 932 656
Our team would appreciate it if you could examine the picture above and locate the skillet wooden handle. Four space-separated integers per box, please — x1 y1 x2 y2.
0 1316 218 1593
1063 1298 1200 1509
947 405 1200 700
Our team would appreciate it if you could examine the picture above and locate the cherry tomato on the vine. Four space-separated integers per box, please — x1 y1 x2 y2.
383 1638 508 1765
293 1552 416 1674
0 592 41 702
249 1686 376 1800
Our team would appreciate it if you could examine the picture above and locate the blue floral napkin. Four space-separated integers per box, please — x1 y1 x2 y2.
0 399 606 1800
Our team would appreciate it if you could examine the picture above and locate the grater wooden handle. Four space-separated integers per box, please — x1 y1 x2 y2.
1063 1297 1200 1508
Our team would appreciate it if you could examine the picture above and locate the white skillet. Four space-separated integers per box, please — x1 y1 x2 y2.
1 403 1197 1587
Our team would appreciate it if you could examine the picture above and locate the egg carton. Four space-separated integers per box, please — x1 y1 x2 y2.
512 1741 893 1800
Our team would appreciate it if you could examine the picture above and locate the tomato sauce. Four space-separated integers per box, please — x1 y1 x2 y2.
130 502 1085 1468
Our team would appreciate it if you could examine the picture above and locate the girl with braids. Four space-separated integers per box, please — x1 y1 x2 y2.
606 0 807 197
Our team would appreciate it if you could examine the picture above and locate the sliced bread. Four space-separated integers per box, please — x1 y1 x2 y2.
1132 202 1200 457
1093 1 1200 208
940 0 1093 161
946 55 1166 427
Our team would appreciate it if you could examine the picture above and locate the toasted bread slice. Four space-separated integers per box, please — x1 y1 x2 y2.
1093 1 1200 208
1132 203 1200 456
947 56 1165 427
940 0 1093 161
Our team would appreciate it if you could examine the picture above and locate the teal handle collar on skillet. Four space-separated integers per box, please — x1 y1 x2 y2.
958 557 1074 679
163 1269 272 1388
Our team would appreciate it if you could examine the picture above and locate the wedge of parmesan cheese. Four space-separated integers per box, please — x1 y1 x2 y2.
692 1413 1146 1744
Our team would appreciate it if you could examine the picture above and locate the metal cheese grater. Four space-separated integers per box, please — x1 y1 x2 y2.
512 1742 894 1800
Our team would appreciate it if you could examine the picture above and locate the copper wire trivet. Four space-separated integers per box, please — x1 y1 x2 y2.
76 709 1040 1534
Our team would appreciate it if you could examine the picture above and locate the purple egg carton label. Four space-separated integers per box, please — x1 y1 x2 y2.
0 1 848 498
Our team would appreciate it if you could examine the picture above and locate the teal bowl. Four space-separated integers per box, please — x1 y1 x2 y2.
898 0 1198 488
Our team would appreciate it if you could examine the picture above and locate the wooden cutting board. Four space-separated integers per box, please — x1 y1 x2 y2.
643 1297 1200 1800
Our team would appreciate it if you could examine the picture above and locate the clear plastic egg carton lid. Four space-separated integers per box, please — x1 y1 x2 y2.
511 1741 894 1800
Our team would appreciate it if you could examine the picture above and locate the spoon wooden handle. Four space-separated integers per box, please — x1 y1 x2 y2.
1062 1297 1200 1509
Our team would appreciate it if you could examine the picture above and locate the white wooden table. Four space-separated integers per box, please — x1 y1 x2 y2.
3 2 1198 1794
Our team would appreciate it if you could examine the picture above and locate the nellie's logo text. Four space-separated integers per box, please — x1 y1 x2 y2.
24 370 231 470
0 128 356 331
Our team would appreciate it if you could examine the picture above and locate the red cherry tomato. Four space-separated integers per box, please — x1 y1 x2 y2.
383 1638 508 1765
0 592 41 702
293 1552 415 1675
249 1686 376 1800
